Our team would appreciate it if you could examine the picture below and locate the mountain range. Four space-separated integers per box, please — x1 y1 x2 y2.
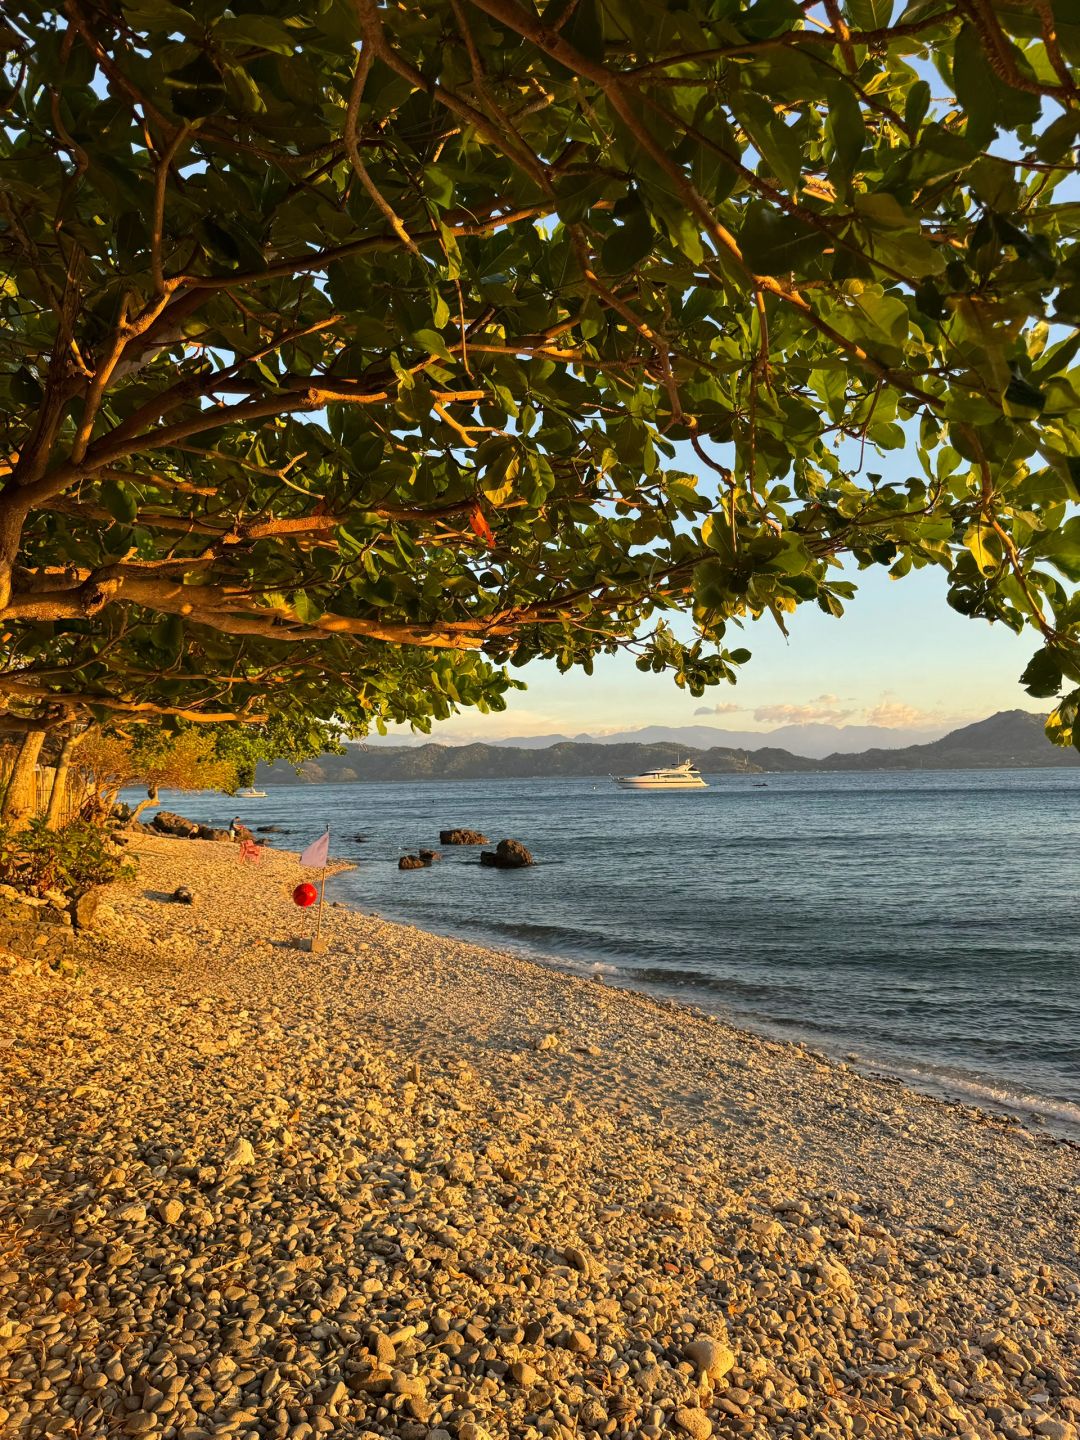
258 710 1079 785
366 719 949 758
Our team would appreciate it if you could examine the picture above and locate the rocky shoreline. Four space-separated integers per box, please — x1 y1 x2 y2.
1 832 1078 1440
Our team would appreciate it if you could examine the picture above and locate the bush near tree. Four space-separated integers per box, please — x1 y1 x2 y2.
0 818 134 900
0 1 1079 760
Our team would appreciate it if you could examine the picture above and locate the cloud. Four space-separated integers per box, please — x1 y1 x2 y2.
693 702 744 716
753 694 855 726
863 700 933 728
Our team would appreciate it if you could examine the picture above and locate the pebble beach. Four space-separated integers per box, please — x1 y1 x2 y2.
1 832 1078 1440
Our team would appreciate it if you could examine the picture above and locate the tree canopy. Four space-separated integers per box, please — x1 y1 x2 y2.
2 0 1080 743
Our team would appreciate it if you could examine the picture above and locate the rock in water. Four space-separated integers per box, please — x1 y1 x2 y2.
418 850 441 864
171 886 194 905
398 855 425 870
152 811 200 837
684 1335 735 1381
439 828 490 845
196 824 232 842
481 839 535 869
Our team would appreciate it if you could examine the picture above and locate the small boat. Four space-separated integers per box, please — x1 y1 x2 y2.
613 760 708 790
236 787 267 798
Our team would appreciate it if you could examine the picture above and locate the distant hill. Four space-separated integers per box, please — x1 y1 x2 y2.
257 711 1078 784
259 740 795 785
820 710 1079 771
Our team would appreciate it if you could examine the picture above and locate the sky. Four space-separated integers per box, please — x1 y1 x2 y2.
391 560 1047 742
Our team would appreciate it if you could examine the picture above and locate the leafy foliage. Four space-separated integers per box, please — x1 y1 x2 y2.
209 714 345 787
1 2 1079 741
0 818 135 898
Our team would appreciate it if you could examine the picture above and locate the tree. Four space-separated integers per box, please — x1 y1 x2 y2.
77 726 240 821
0 718 51 830
2 3 1080 744
43 724 85 828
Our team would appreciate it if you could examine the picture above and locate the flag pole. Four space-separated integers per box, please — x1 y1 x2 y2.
313 825 329 950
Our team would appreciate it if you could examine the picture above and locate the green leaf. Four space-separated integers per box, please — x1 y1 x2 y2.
963 521 1001 574
1038 517 1080 582
423 165 454 210
853 192 916 231
565 0 604 62
290 591 324 624
825 82 865 188
1003 373 1045 418
904 79 931 133
1021 647 1063 699
739 203 822 273
99 480 138 525
845 0 893 26
854 291 910 344
213 15 297 55
952 27 998 149
730 93 803 194
412 328 455 361
601 203 655 274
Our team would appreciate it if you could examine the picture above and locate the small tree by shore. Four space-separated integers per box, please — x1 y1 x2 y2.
77 729 240 824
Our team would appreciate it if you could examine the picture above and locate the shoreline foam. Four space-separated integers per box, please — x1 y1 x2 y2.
2 830 1078 1440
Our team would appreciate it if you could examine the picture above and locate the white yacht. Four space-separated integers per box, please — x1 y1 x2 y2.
236 787 267 798
613 760 708 790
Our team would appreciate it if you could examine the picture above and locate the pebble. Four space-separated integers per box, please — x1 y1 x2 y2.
674 1406 714 1439
684 1335 735 1381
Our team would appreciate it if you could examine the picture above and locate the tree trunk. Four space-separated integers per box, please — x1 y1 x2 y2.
129 783 160 825
44 730 81 830
2 727 48 831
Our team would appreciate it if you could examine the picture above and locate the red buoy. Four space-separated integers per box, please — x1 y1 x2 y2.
293 882 318 908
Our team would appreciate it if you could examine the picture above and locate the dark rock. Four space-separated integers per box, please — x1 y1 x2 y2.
72 887 103 931
171 886 194 904
398 855 425 870
39 904 72 927
439 828 490 845
481 838 535 869
349 832 367 843
418 850 441 865
196 825 232 843
152 811 199 838
256 824 288 833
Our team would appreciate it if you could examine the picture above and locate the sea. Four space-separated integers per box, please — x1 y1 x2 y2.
157 768 1080 1134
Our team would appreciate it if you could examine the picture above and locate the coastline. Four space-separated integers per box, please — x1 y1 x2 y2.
2 831 1078 1440
339 890 1080 1146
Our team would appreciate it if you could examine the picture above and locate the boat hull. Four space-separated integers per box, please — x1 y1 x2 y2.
614 777 708 789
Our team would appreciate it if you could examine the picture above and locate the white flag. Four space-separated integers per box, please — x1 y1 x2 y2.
300 830 329 869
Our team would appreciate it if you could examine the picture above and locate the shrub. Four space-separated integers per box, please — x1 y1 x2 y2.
0 820 135 900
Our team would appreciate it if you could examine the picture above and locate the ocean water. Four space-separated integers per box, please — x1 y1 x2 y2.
160 769 1080 1130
